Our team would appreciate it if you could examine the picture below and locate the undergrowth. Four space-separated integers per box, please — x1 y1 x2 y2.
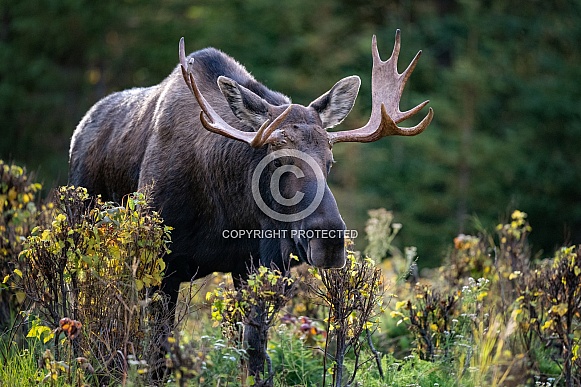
1 163 580 386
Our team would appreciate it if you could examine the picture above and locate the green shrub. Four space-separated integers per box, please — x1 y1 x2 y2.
270 323 324 387
207 265 296 385
0 160 42 330
19 186 172 384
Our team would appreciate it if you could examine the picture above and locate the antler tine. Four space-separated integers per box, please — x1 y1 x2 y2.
329 31 433 144
381 104 434 137
179 37 188 80
371 35 381 65
250 104 294 147
389 29 401 64
401 49 421 87
400 98 430 120
179 38 197 95
179 37 287 148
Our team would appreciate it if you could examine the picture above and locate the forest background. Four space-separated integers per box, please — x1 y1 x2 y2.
1 0 580 266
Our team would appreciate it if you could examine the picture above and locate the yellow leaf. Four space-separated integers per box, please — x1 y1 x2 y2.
40 230 51 242
390 311 404 319
8 187 17 201
541 320 553 331
135 279 144 291
13 268 22 278
551 303 568 317
2 275 9 284
109 245 121 260
511 210 524 220
15 291 26 303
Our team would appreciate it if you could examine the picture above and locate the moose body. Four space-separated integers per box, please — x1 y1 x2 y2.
69 46 348 293
69 31 432 380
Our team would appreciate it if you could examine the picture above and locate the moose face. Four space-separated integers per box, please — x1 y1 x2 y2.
258 105 349 269
178 30 433 269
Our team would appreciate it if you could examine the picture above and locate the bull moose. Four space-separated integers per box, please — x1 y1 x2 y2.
68 30 433 380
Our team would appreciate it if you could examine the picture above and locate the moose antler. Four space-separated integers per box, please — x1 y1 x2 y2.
179 37 292 148
328 30 433 144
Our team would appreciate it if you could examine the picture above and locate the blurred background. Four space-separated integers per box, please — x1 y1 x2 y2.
1 0 580 266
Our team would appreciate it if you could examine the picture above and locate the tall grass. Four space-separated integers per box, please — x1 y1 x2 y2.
0 339 42 386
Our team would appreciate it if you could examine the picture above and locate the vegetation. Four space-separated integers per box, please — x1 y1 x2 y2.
1 164 580 386
2 0 580 263
0 160 42 330
5 182 174 385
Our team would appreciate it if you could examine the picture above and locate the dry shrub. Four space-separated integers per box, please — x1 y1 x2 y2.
311 252 385 387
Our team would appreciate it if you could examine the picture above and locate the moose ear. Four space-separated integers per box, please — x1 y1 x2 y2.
309 75 361 129
217 76 269 129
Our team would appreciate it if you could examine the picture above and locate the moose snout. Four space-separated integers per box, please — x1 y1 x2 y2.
306 231 346 269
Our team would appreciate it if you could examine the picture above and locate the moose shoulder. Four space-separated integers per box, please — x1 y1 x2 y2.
69 30 433 375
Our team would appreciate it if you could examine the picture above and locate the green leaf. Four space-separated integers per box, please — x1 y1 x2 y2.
27 324 54 343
